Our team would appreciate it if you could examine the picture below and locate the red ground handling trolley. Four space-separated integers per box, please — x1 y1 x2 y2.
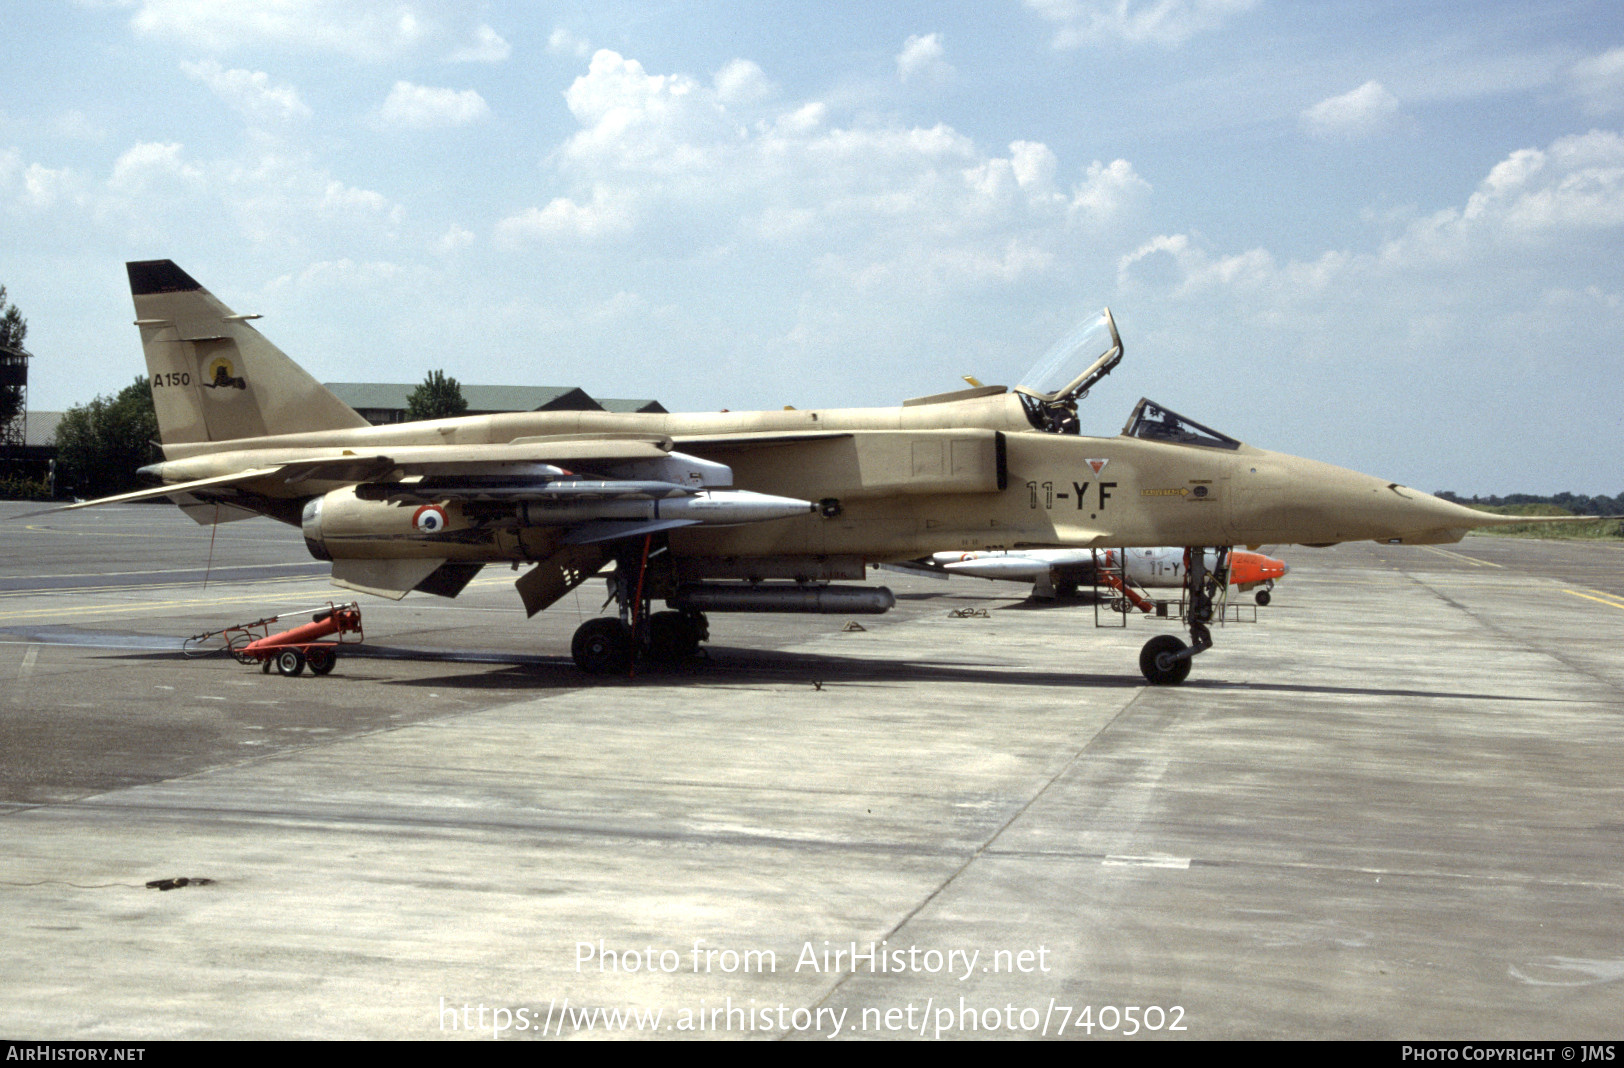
184 602 364 677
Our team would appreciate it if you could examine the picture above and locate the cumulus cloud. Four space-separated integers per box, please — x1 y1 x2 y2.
52 111 105 141
130 0 429 60
1445 130 1624 243
108 141 204 193
8 138 404 247
897 33 952 83
1301 81 1404 140
714 59 773 105
20 162 83 210
376 82 489 129
497 48 1151 310
1567 47 1624 115
1070 158 1152 224
1117 232 1282 295
548 27 591 58
1023 0 1258 49
436 224 475 253
182 60 310 122
1119 132 1624 300
495 187 635 243
1103 132 1624 490
448 23 510 63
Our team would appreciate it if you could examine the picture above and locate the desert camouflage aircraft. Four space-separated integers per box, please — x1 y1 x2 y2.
46 260 1563 684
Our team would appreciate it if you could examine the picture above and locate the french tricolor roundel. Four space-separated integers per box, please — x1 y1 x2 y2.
413 504 448 534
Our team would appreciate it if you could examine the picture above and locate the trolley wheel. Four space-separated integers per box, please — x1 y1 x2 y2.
571 617 633 675
306 646 337 675
1139 634 1192 686
260 657 273 674
275 648 306 677
226 633 257 664
1255 589 1271 606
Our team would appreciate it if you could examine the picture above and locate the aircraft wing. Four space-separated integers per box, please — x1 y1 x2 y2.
671 431 852 449
279 437 681 482
14 438 726 520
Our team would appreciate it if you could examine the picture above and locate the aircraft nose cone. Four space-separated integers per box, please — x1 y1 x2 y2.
1230 454 1503 546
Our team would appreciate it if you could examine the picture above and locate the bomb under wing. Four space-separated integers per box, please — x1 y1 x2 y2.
29 260 1593 685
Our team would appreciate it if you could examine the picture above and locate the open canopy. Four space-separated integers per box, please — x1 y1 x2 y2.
1014 309 1123 433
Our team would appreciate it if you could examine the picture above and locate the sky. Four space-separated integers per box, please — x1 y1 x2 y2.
2 0 1622 495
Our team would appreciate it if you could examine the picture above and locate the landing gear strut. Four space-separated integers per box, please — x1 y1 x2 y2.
569 534 709 674
1138 546 1227 685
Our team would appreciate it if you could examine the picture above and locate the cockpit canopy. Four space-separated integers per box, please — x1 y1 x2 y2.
1015 309 1122 405
1006 312 1242 448
1121 398 1241 450
1015 309 1123 433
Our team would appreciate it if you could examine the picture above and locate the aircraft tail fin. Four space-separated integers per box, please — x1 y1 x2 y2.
128 260 370 447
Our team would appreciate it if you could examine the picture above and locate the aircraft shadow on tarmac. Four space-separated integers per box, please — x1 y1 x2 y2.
32 628 1564 703
346 644 1561 703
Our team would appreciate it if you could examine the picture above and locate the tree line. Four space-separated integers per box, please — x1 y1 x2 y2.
4 367 467 501
1436 490 1624 516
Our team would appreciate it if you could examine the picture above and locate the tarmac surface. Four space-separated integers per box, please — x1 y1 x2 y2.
2 501 1622 1040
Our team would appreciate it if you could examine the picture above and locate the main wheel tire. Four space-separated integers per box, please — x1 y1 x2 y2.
572 617 633 675
1255 589 1271 606
1139 634 1191 685
646 611 699 664
306 646 337 675
275 648 306 677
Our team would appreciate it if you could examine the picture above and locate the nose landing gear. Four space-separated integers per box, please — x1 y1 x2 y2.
1138 547 1227 685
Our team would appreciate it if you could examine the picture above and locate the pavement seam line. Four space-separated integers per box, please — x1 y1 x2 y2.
803 683 1155 1025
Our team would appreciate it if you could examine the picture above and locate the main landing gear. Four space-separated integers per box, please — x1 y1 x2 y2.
569 535 709 675
1139 546 1227 686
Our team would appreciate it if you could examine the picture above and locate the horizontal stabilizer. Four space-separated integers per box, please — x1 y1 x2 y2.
7 467 285 519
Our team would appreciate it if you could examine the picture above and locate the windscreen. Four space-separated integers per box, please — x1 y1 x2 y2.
1121 398 1241 450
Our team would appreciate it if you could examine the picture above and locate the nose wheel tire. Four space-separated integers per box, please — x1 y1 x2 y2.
1140 634 1192 685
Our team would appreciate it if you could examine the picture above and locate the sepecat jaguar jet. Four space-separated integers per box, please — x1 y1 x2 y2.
40 260 1572 684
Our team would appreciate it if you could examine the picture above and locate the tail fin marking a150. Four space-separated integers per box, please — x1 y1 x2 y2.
127 260 369 446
